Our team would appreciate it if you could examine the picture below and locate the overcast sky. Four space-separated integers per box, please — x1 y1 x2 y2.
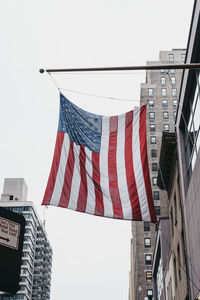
0 1 194 299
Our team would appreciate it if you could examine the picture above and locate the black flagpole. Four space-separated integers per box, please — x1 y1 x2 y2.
39 63 200 74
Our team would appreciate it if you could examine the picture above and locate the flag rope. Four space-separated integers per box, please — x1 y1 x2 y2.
48 72 140 102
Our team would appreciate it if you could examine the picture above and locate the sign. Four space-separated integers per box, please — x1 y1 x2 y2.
0 217 20 250
0 206 25 294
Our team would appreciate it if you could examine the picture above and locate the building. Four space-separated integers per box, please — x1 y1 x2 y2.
0 178 52 300
130 49 185 300
149 1 200 298
155 132 189 300
175 0 200 299
129 236 136 300
152 217 170 300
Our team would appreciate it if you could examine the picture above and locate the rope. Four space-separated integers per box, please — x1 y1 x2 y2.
59 87 139 102
48 72 140 102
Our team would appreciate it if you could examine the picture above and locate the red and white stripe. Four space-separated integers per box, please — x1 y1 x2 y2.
42 105 157 223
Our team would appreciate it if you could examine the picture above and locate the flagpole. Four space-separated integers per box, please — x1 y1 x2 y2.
39 63 200 74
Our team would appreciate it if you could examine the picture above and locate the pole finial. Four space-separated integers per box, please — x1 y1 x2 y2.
39 69 45 73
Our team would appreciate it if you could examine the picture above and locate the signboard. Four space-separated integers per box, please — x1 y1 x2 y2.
0 217 20 250
0 206 25 294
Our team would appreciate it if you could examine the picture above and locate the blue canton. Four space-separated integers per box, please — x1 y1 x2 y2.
58 93 102 152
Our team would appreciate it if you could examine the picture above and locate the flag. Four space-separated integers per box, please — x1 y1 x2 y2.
42 93 157 223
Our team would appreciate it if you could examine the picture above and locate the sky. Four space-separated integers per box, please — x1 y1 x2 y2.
0 1 194 299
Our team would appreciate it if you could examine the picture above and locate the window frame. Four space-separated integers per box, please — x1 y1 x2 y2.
145 254 152 265
146 271 152 283
150 136 157 144
173 111 177 119
171 76 176 85
144 222 150 232
161 88 167 97
172 88 177 97
150 124 156 132
162 99 168 107
152 176 157 186
164 124 170 131
160 77 166 85
149 112 155 120
163 111 169 119
183 75 200 180
181 53 185 62
148 88 154 97
155 206 161 216
148 99 154 107
153 191 160 200
152 163 158 171
144 237 151 248
147 289 153 296
173 99 177 107
151 149 157 158
169 53 174 61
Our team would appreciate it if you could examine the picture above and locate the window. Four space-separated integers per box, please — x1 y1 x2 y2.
151 149 157 158
162 99 168 107
145 254 152 265
172 88 177 96
170 69 175 74
150 124 156 132
152 163 158 171
9 195 14 200
171 76 176 85
173 111 177 119
21 268 27 274
173 99 177 107
155 206 160 216
147 289 153 297
183 73 200 180
20 285 26 291
161 88 167 96
169 53 174 61
160 77 166 85
163 111 169 119
152 177 157 185
146 271 152 283
149 112 155 119
153 191 160 200
144 222 150 231
181 53 185 62
150 136 156 144
148 88 154 96
164 124 170 131
144 238 151 248
148 99 154 107
160 69 165 73
26 221 32 227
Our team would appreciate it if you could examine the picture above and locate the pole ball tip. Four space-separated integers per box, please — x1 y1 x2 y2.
39 69 45 73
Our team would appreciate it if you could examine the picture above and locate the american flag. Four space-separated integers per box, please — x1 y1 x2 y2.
42 93 157 223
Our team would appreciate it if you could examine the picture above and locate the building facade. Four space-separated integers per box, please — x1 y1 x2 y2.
152 217 170 300
175 0 200 299
156 132 189 300
130 49 185 300
0 178 52 300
